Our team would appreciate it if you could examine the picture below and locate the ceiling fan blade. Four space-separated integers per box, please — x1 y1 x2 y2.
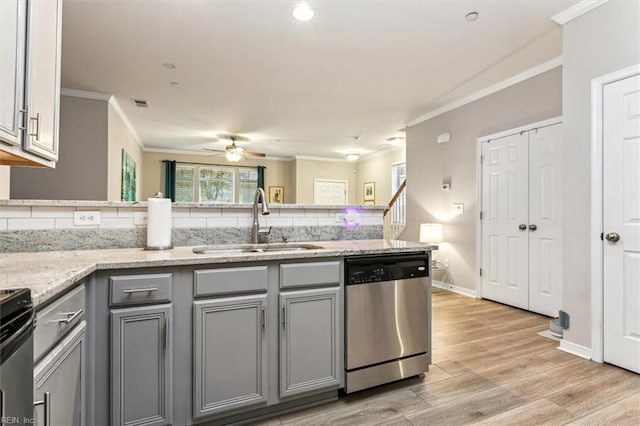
244 151 266 158
203 148 226 153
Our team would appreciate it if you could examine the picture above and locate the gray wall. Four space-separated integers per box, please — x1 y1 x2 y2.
404 67 562 291
561 1 640 348
11 96 109 200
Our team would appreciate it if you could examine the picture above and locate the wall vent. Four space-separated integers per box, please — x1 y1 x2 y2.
131 98 149 108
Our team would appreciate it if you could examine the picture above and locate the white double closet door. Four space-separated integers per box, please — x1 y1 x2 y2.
480 122 562 317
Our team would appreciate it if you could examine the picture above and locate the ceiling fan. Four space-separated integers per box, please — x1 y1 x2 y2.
204 135 266 162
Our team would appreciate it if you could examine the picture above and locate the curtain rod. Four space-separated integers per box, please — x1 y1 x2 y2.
162 160 266 169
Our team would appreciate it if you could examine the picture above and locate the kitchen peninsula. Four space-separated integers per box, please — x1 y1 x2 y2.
0 206 434 425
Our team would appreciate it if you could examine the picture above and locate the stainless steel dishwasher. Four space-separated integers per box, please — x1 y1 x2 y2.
344 252 430 393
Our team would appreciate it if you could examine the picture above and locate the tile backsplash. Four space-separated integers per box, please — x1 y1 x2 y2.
0 202 384 252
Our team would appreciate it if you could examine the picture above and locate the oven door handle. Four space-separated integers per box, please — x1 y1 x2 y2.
0 312 34 352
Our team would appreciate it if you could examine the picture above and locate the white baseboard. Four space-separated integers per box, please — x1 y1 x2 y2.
432 280 477 298
559 340 592 360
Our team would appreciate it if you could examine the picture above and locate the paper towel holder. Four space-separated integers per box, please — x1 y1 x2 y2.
144 192 174 251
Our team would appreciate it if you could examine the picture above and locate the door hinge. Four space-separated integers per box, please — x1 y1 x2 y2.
600 232 604 241
480 155 484 164
480 211 483 220
479 268 483 277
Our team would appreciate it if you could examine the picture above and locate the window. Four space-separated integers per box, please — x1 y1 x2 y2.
238 168 259 203
175 165 195 202
173 163 259 203
200 166 234 203
392 162 406 195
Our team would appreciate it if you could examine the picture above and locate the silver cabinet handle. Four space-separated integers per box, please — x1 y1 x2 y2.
529 224 537 231
261 307 266 333
605 232 620 243
282 306 286 329
122 287 158 294
164 318 169 349
52 308 83 324
29 112 40 141
18 108 28 130
34 391 51 426
519 224 527 231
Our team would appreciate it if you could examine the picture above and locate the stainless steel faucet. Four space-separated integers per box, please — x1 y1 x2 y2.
252 188 271 244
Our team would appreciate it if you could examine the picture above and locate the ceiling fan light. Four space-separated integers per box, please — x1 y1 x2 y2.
226 152 243 162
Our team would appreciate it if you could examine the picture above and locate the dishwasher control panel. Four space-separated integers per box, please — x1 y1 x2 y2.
346 252 429 284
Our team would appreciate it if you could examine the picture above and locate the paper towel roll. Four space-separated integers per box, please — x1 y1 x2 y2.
147 197 172 249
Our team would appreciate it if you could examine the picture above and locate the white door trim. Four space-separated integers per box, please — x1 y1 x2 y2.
475 116 563 297
590 63 640 363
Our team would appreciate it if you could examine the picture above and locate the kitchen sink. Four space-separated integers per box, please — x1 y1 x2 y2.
192 243 324 254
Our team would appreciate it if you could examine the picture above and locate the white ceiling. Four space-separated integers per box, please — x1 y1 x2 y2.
61 0 575 160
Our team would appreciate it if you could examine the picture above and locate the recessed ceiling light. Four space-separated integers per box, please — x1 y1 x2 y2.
465 11 479 22
293 3 314 21
162 62 176 69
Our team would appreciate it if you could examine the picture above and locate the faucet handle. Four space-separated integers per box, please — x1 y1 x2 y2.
258 226 272 236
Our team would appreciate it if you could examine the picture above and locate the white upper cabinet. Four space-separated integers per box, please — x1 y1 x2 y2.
0 0 26 146
0 0 61 166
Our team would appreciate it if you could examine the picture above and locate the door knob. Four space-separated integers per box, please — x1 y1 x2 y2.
519 224 527 231
605 232 620 243
529 224 537 231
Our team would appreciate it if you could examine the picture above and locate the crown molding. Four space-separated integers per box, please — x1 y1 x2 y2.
552 0 609 25
406 56 562 128
358 145 405 162
60 88 111 101
108 97 143 149
294 155 352 163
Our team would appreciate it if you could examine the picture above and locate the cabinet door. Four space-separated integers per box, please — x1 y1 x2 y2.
111 305 172 426
193 295 268 418
0 0 26 146
280 287 340 398
34 321 86 426
23 0 61 161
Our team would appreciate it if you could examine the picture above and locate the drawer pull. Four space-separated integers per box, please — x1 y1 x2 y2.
34 391 51 426
52 309 83 324
122 287 159 294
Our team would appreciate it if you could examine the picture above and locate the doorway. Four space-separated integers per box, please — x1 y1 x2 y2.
591 65 640 373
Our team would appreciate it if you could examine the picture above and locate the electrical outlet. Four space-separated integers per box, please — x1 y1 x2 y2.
74 211 101 226
134 212 148 226
335 213 345 223
452 203 464 215
444 259 449 268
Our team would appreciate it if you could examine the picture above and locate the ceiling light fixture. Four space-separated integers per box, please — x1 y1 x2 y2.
346 153 360 162
225 151 243 162
387 137 405 146
293 3 314 21
465 11 479 22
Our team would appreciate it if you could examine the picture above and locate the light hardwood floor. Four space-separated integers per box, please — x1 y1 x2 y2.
258 290 640 425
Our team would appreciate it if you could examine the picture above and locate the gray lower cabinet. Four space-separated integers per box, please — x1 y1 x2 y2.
111 304 172 426
193 294 268 419
33 321 86 426
280 287 340 398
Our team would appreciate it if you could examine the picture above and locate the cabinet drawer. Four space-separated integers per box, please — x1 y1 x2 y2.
110 273 172 306
34 284 85 362
194 266 268 297
280 261 341 289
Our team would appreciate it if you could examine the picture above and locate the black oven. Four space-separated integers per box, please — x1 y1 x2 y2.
0 289 34 425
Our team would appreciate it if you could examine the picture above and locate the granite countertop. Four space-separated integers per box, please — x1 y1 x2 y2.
0 239 434 307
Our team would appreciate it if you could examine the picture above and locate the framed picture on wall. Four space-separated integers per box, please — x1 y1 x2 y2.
363 181 375 202
121 149 137 201
269 186 284 204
